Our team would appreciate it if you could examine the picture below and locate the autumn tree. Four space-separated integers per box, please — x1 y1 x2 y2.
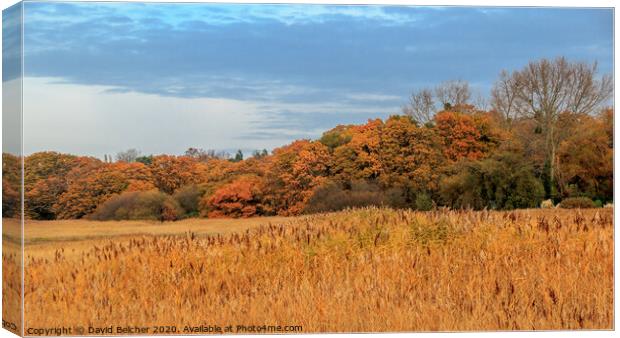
55 162 155 219
491 57 612 198
185 147 230 162
491 70 519 129
601 108 613 148
319 125 354 151
555 112 613 201
264 140 332 215
202 175 265 218
330 119 383 183
2 178 19 218
435 80 471 110
3 153 20 187
116 149 141 162
2 153 20 217
22 152 84 219
378 115 445 196
433 110 503 162
403 80 473 124
149 155 205 194
25 177 66 219
24 152 76 190
402 89 435 125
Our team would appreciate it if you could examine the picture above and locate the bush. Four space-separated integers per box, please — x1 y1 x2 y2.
558 197 596 209
173 184 205 217
414 192 434 211
439 152 544 210
89 190 183 221
304 180 404 214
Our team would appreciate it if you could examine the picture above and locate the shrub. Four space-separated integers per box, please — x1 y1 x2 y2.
89 190 183 221
173 184 205 217
594 199 603 208
304 180 403 214
414 192 434 211
385 187 408 209
202 176 265 218
558 197 596 209
540 199 555 209
439 152 544 210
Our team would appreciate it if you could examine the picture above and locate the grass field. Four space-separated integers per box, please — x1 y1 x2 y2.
2 207 614 333
4 216 297 259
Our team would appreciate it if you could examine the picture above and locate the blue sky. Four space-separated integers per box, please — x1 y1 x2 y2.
8 2 614 157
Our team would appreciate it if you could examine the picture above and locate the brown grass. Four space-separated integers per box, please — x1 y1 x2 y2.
4 208 615 332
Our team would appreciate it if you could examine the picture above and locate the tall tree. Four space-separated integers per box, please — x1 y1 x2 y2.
491 57 612 197
491 70 519 129
435 80 471 109
149 155 204 194
378 115 445 193
116 149 141 163
403 89 435 125
403 80 473 123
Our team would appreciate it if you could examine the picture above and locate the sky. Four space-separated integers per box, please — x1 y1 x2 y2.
2 2 614 158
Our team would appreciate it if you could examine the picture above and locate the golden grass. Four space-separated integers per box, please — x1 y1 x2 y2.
2 238 21 335
19 216 298 244
4 208 615 332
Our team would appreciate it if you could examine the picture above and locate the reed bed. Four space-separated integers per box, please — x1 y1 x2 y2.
11 208 614 332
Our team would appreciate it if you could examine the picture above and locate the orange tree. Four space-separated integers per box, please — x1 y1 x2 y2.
330 119 383 183
23 152 84 219
378 115 446 194
24 152 76 190
433 110 502 162
54 162 155 219
556 112 613 201
202 175 266 218
264 140 331 215
149 155 206 194
2 153 20 217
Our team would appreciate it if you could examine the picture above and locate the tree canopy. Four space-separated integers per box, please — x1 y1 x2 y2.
4 57 613 220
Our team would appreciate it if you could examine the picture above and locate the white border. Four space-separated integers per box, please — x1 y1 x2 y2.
0 1 616 338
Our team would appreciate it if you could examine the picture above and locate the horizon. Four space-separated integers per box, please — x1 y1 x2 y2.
2 2 613 158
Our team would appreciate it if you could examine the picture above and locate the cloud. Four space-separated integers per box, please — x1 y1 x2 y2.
3 3 22 82
3 78 22 155
21 3 612 101
21 77 400 157
14 3 613 157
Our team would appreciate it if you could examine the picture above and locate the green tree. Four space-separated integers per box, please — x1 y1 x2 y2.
440 152 544 210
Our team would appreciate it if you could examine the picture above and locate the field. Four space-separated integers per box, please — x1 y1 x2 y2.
2 208 614 333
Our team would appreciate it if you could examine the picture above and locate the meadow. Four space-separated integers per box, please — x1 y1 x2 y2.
2 207 614 333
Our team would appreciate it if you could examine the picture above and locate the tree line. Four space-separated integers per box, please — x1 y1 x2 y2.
2 57 613 221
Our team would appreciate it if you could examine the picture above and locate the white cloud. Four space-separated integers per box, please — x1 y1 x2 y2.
345 92 402 102
22 77 259 158
21 77 401 158
2 78 22 155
